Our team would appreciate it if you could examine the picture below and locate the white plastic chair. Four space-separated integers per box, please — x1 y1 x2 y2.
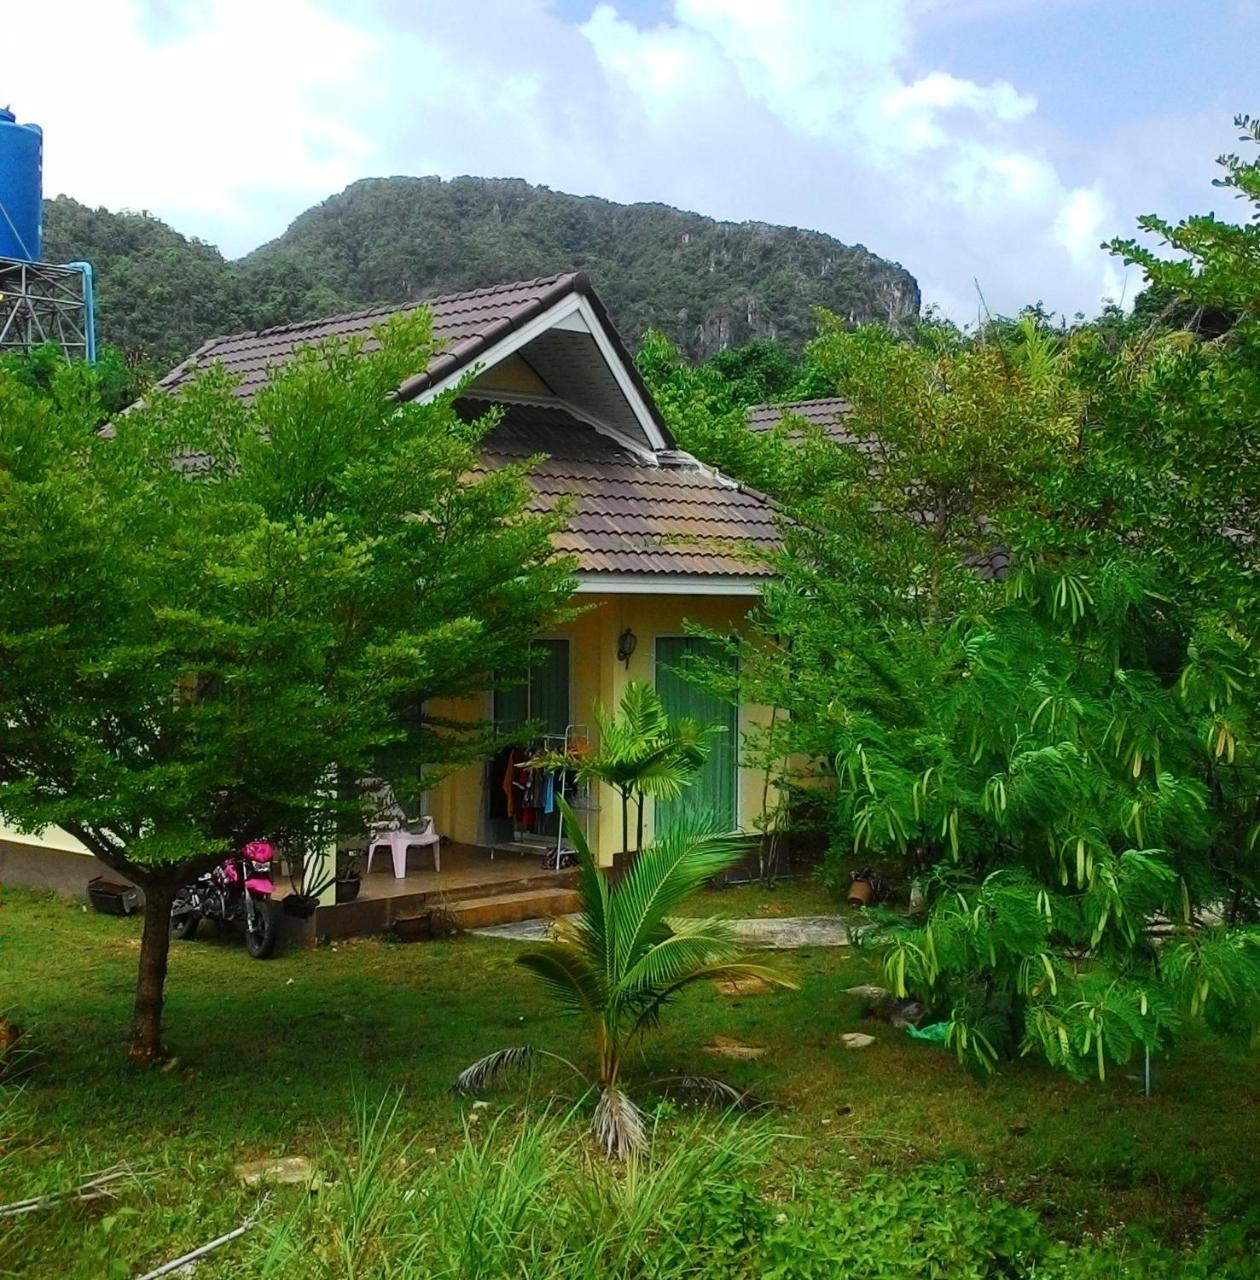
360 778 441 879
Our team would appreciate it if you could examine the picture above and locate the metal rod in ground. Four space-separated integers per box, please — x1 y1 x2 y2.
132 1216 258 1280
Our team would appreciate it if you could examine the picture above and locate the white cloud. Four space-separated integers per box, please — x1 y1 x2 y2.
1054 188 1110 264
3 0 1202 322
580 0 1122 318
6 0 378 251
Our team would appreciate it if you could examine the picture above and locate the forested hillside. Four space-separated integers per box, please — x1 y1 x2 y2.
42 177 919 368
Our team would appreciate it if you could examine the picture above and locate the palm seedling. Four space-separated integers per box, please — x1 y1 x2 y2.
571 679 719 855
455 799 796 1157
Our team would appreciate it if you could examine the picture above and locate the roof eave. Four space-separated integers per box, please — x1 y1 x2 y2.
573 571 767 596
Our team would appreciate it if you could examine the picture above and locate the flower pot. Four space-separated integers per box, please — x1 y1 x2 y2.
87 876 139 917
282 894 320 920
847 878 875 907
335 876 361 904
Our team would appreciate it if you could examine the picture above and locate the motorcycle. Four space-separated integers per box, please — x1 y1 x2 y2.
170 840 280 959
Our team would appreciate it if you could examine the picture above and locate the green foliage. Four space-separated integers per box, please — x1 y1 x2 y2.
252 1100 778 1279
0 341 144 418
699 120 1260 1082
564 679 718 854
0 314 574 1056
251 1101 1260 1279
635 328 851 499
762 1161 1046 1280
457 802 793 1157
43 178 919 368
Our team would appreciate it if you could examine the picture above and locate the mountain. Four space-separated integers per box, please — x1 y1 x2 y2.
40 197 343 368
42 177 920 368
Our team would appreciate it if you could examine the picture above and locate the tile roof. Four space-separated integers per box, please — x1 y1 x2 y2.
155 273 668 444
150 273 772 583
746 396 867 446
462 401 777 578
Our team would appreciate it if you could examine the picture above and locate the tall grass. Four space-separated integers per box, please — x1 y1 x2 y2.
252 1095 778 1279
0 1083 25 1189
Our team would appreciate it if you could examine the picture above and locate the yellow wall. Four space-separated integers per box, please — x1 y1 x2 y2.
0 818 90 856
2 595 777 874
423 592 776 864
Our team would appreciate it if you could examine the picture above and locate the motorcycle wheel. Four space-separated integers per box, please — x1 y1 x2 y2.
170 911 200 941
244 899 279 959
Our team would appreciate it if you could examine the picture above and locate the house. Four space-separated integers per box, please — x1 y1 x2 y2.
1 273 784 920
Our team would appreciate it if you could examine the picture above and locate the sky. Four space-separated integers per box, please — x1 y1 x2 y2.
5 0 1258 323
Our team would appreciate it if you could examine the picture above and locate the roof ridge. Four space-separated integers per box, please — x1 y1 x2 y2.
745 395 850 416
204 272 584 346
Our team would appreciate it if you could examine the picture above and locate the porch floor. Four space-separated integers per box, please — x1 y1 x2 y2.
300 842 579 939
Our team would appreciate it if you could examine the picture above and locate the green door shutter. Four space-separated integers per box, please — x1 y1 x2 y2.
531 639 570 737
655 637 737 836
495 640 569 740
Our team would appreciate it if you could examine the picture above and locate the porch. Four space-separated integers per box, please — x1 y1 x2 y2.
287 842 581 940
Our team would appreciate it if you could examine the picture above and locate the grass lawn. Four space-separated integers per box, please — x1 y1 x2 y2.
3 883 1260 1277
682 871 845 919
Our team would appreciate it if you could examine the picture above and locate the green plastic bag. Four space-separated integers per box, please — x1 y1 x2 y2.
906 1021 950 1044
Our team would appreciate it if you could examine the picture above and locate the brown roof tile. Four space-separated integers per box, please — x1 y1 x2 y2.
157 273 582 401
156 270 673 449
464 401 776 579
151 276 775 583
746 396 863 445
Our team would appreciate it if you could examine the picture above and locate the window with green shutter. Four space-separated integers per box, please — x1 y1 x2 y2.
655 636 738 835
494 639 570 740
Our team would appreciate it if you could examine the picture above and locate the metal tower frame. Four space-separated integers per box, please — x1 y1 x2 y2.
0 256 94 361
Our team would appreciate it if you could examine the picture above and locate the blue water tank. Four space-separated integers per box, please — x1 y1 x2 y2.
0 106 43 262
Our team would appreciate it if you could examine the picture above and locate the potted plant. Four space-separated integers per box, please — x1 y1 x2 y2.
335 849 363 904
282 850 327 919
848 866 887 907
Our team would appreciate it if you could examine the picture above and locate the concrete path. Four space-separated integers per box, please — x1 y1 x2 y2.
472 913 851 948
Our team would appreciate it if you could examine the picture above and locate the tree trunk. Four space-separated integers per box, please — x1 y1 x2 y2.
130 880 175 1065
635 797 645 856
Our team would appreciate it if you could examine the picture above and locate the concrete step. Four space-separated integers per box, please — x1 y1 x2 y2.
447 886 582 931
417 867 577 906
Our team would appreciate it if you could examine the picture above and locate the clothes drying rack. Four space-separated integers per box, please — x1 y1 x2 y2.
489 724 596 869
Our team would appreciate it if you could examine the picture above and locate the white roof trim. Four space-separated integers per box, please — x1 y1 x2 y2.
571 295 668 450
574 573 766 597
414 291 669 451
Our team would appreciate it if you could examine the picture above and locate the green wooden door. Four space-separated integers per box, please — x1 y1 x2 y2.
655 636 738 836
494 639 570 740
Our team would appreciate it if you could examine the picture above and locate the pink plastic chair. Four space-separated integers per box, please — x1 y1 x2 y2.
360 778 441 879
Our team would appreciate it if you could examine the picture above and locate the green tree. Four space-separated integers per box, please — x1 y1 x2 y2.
456 802 794 1157
0 341 145 419
0 313 574 1061
721 122 1260 1078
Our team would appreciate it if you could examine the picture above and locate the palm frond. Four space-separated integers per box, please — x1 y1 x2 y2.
654 1074 764 1111
556 796 612 976
453 1045 588 1095
617 680 669 743
592 1084 647 1159
615 917 741 1001
515 942 604 1021
614 822 750 969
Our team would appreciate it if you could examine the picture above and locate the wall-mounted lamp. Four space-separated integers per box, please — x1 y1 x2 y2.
616 627 638 670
